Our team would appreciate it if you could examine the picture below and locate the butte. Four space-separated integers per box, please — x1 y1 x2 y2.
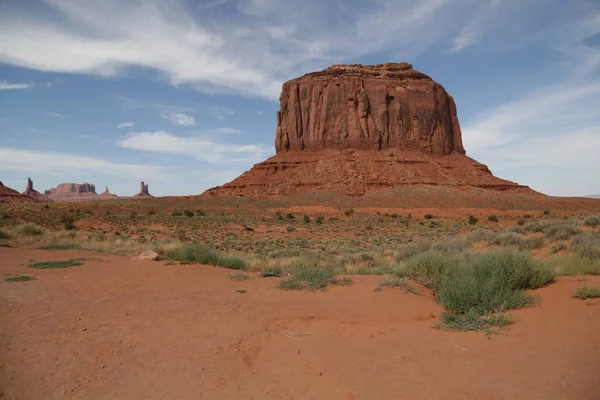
204 63 532 198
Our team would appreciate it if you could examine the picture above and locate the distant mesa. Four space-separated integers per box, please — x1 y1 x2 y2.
205 63 531 198
133 181 153 198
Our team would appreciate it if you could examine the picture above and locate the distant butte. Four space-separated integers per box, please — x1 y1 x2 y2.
205 63 531 197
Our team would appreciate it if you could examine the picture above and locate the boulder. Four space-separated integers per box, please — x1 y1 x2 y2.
131 251 160 261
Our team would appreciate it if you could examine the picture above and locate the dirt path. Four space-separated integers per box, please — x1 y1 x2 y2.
1 247 599 399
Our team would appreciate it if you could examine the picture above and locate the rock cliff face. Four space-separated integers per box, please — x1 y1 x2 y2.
205 63 529 198
275 63 464 155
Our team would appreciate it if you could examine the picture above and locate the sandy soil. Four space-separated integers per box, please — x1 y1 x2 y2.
1 247 599 400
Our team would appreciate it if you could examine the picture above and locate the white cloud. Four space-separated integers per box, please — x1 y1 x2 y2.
214 127 242 134
161 112 196 126
210 106 235 120
256 110 263 115
44 112 67 118
0 0 506 100
0 147 174 181
117 122 135 128
117 131 271 164
0 80 31 90
462 81 600 196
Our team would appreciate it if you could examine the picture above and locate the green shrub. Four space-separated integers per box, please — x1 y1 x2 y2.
583 216 599 227
286 213 295 220
524 214 532 219
163 244 247 270
488 215 499 222
16 223 44 236
345 208 355 216
0 229 11 240
403 251 458 291
437 250 554 315
287 225 296 232
29 260 82 269
468 215 478 225
516 219 526 226
147 210 156 215
424 214 433 220
196 210 205 216
5 276 36 282
62 216 76 230
547 254 600 276
543 210 550 215
183 210 194 217
375 275 419 294
171 211 182 216
573 286 600 299
315 216 324 224
303 215 311 223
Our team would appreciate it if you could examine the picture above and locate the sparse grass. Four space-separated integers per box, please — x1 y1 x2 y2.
236 289 247 294
547 254 600 276
38 243 82 250
375 275 419 294
583 216 600 227
15 223 44 236
435 311 512 334
260 267 282 277
28 260 82 269
278 279 304 290
229 273 250 281
183 210 194 217
0 229 11 240
5 275 36 282
488 215 499 222
572 234 600 260
573 286 600 299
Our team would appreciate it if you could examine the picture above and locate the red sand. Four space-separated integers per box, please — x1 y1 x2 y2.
1 247 599 399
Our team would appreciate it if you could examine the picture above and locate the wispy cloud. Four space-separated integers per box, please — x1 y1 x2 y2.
214 127 242 134
0 0 512 99
117 122 135 128
0 80 31 90
161 112 196 126
210 106 235 120
117 131 271 164
0 147 174 181
43 112 67 118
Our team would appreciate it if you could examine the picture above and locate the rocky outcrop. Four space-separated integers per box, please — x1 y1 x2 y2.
0 181 37 202
275 63 464 155
99 186 117 198
22 177 50 201
205 63 531 198
133 181 153 198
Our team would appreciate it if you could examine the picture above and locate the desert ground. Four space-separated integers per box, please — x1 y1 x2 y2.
1 192 600 399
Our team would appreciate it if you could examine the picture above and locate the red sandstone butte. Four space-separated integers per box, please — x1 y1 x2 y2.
206 63 531 197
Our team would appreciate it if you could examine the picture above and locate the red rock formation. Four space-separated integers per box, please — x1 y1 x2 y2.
133 181 153 198
45 182 99 201
275 63 464 155
22 177 50 201
1 181 37 202
99 186 117 198
205 63 530 198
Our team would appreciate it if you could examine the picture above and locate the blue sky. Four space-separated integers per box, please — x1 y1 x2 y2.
0 0 599 197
